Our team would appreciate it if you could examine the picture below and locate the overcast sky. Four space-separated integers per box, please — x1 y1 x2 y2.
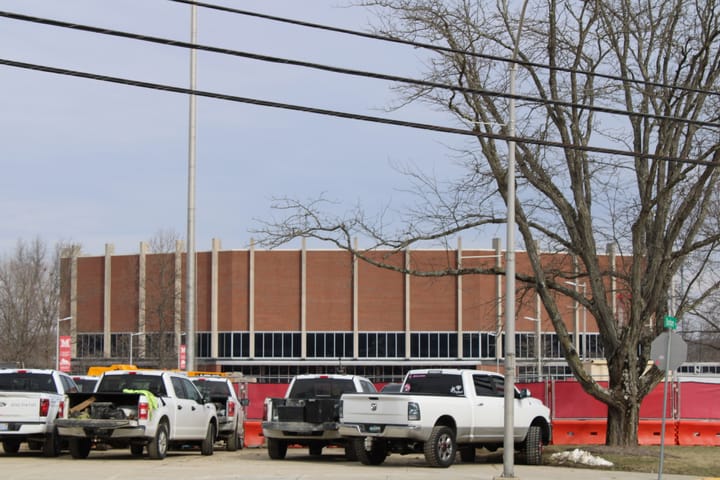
0 0 485 256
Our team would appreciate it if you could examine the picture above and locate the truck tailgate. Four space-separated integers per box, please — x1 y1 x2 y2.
341 393 410 424
0 392 44 421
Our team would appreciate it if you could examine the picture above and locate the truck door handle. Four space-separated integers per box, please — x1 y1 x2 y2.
477 403 484 406
192 406 197 411
178 405 183 410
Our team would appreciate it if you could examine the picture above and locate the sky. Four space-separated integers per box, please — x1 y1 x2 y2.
0 0 481 257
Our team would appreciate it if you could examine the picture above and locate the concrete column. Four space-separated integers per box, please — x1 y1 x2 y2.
457 237 463 358
493 237 503 360
138 241 147 358
249 240 256 358
211 238 220 358
69 246 80 359
352 238 359 359
607 243 617 323
103 243 114 358
301 239 308 358
174 240 183 353
404 248 411 359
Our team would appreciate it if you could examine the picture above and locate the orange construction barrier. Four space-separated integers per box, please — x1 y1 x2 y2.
243 420 264 448
551 419 605 445
677 420 720 446
637 420 677 446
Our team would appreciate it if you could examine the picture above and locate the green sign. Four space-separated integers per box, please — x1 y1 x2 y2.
664 315 677 330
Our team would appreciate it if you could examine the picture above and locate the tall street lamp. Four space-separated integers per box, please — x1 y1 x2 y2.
55 316 72 370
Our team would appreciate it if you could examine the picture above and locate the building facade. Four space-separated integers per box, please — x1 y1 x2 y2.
60 239 622 382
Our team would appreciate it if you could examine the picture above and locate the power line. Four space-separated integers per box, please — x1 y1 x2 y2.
168 0 720 99
1 10 717 131
1 57 717 168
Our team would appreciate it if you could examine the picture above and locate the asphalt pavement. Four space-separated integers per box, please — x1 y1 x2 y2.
1 446 715 480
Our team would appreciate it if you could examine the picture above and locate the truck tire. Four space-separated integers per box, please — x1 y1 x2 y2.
520 425 542 465
42 429 61 457
423 425 456 468
148 422 169 460
200 423 215 456
354 437 387 466
267 438 288 459
226 423 239 451
2 439 21 454
69 438 92 459
459 445 476 463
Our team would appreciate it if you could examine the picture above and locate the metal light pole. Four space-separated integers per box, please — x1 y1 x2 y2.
185 2 198 371
55 316 72 370
498 1 529 478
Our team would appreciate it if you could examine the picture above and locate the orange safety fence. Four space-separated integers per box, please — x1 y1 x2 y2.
677 420 720 446
637 420 675 446
243 420 264 448
551 419 606 445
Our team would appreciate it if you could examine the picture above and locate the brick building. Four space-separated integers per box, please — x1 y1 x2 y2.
59 239 623 383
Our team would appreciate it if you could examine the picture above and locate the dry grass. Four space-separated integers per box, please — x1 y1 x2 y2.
542 444 720 477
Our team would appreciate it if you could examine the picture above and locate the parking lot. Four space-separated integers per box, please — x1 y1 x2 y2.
1 445 707 480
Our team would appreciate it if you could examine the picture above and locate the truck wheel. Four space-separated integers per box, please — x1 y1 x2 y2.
200 423 215 456
226 424 239 452
423 425 456 468
267 438 287 459
354 437 387 466
459 445 476 463
69 438 92 459
520 425 543 465
42 429 61 457
130 444 144 456
148 422 169 460
2 440 21 454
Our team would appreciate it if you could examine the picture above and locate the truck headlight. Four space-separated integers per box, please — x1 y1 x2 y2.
408 402 420 421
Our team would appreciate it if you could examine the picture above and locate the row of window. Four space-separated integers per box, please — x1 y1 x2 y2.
75 331 605 360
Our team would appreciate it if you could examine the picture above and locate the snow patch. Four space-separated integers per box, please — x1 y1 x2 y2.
550 448 614 467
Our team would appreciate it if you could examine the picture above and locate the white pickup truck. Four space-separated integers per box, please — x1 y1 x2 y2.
339 368 552 468
55 369 218 459
191 375 249 451
0 368 78 457
262 374 377 460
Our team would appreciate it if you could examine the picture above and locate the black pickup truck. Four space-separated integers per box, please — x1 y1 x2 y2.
261 374 377 460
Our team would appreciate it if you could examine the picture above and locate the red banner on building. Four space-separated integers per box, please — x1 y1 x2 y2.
179 344 186 370
58 335 72 372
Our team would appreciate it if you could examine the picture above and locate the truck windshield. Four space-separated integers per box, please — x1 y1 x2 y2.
192 380 228 397
97 374 166 396
402 373 465 396
289 378 356 399
0 372 57 393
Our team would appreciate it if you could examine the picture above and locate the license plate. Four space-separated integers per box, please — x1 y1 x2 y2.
367 425 381 433
0 423 8 431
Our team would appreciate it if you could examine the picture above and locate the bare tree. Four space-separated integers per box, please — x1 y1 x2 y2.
0 238 60 367
255 0 720 446
144 229 181 369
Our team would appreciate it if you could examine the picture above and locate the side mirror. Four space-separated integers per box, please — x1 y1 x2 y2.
240 398 250 407
516 388 531 399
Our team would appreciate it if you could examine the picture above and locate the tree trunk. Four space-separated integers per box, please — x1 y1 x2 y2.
606 398 640 446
